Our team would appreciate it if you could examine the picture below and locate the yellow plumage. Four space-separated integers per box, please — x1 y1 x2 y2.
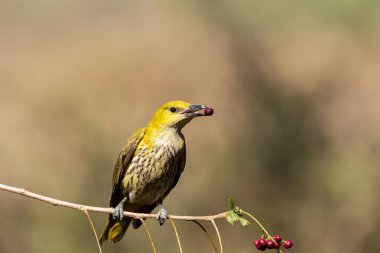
99 101 212 245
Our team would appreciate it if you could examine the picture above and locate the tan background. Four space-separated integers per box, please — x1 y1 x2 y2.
1 1 380 252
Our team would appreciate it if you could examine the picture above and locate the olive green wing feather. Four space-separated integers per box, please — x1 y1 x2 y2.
109 128 145 208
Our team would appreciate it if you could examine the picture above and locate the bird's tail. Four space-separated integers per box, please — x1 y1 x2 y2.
99 217 132 245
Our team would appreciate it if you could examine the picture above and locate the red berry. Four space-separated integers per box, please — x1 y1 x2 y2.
273 235 282 243
266 240 275 249
284 240 293 249
274 242 281 249
283 252 287 253
255 239 267 251
204 107 214 116
254 240 259 247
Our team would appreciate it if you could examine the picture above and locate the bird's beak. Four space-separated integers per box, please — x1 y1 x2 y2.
181 105 209 118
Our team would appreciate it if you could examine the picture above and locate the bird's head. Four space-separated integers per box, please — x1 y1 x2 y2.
147 100 213 130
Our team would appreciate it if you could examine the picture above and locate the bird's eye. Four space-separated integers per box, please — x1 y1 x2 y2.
169 107 177 113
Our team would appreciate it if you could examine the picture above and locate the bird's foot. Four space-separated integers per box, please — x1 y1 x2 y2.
156 206 168 226
113 205 124 221
113 197 128 221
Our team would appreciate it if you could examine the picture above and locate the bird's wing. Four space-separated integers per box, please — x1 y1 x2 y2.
109 128 145 207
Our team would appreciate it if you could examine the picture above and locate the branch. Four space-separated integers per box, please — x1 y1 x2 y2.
1 183 287 253
1 182 231 253
0 182 228 221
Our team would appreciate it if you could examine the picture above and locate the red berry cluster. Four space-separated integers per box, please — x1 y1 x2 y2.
253 235 293 253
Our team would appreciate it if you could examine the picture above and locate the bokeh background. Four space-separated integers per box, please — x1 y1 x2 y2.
1 1 380 252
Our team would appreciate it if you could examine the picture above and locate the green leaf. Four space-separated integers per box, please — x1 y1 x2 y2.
239 218 251 226
226 213 234 225
226 211 240 225
231 212 240 221
227 197 235 210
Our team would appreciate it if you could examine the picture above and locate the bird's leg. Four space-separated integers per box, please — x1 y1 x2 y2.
156 204 168 226
113 197 128 221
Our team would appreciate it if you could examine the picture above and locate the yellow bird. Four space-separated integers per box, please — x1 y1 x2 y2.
99 101 213 245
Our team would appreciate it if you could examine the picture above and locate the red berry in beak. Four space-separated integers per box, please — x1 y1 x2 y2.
204 107 214 116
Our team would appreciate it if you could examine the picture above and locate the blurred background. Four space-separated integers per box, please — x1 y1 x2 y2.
1 1 380 252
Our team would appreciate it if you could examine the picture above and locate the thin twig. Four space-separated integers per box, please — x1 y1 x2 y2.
82 209 103 253
140 218 157 253
0 183 228 221
211 219 224 253
168 216 183 253
191 220 219 253
242 211 272 239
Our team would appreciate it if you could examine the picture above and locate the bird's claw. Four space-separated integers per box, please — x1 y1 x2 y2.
113 197 128 221
113 204 124 221
156 207 168 226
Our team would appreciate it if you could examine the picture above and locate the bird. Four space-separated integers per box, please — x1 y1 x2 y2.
99 100 213 245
